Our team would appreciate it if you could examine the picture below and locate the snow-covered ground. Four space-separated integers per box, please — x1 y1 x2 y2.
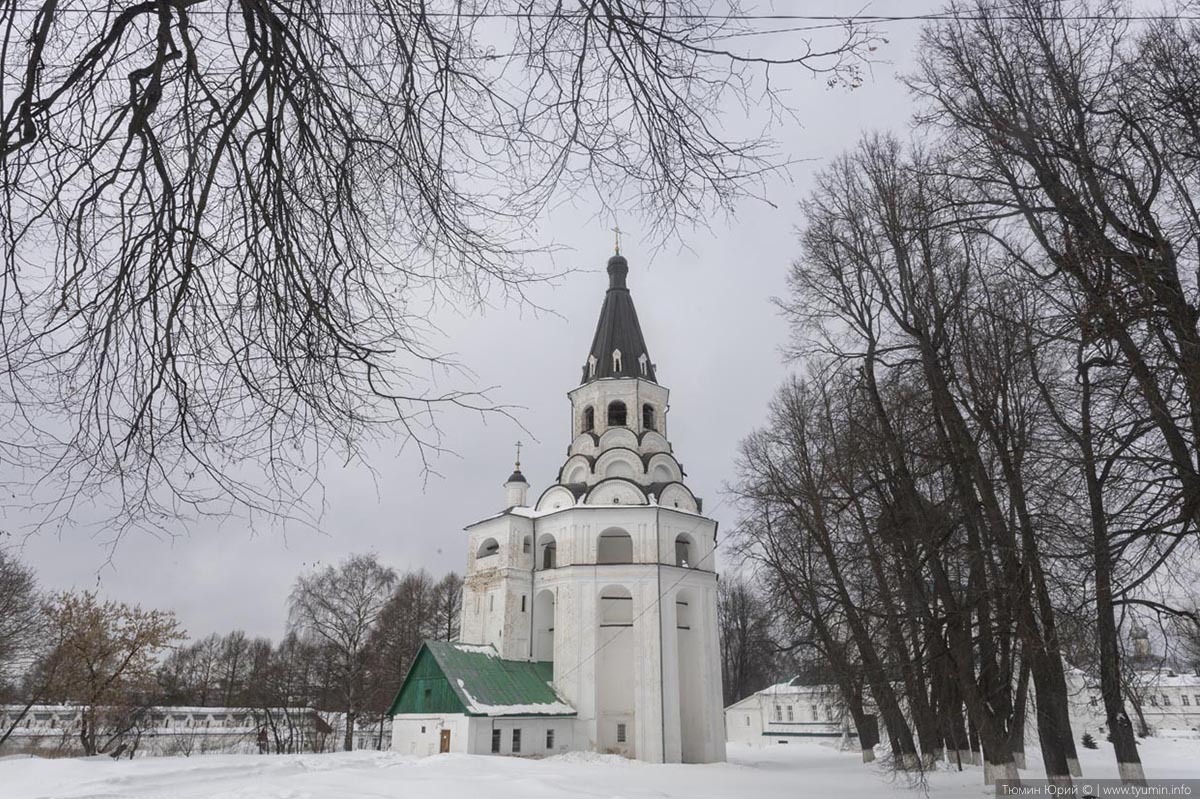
3 738 1200 799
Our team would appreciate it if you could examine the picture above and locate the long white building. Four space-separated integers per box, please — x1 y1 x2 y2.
0 705 371 756
389 251 726 763
725 679 853 747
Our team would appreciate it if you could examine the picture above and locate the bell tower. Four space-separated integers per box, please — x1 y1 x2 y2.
457 251 726 764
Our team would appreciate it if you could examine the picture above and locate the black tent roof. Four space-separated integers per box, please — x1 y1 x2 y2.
581 254 656 384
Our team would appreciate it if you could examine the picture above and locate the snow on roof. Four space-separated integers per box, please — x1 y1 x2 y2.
758 680 840 696
466 497 710 528
455 679 577 717
1131 669 1200 687
412 641 577 718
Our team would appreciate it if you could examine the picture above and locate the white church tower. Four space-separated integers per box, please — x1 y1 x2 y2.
455 251 726 763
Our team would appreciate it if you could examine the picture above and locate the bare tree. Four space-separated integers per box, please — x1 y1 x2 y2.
0 549 40 686
157 628 261 707
0 1 879 532
911 1 1200 783
0 548 44 746
717 575 778 706
289 553 396 751
37 590 184 755
431 572 463 643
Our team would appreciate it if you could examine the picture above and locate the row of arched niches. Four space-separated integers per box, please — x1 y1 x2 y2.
537 426 701 513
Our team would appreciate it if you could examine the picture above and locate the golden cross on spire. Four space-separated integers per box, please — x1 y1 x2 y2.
514 440 523 469
611 224 622 255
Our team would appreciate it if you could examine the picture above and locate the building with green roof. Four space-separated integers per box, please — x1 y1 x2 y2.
388 641 577 756
390 252 726 763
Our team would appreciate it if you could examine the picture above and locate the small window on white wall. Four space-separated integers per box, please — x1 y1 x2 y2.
607 401 627 427
616 723 627 743
675 534 693 568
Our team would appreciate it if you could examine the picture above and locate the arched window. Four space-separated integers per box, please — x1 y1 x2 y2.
675 597 691 629
612 349 622 373
534 590 556 661
600 585 633 625
675 534 694 568
538 535 558 570
477 538 500 559
607 401 627 427
642 404 655 431
638 353 649 376
582 406 595 432
588 355 597 378
598 528 633 564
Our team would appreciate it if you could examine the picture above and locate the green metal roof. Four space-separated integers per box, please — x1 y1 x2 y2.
388 641 576 717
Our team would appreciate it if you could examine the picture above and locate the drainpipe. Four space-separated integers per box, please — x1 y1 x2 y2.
528 521 536 661
656 506 666 763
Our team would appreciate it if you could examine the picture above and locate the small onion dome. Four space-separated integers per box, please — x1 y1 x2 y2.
506 469 528 485
607 253 629 289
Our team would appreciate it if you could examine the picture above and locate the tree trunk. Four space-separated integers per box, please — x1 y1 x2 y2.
1081 364 1146 786
861 526 942 766
344 708 355 751
1010 653 1029 771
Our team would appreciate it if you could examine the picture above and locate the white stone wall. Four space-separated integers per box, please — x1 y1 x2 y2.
391 714 472 756
726 699 765 746
467 717 579 756
392 714 581 757
461 514 536 660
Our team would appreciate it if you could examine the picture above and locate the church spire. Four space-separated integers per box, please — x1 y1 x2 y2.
581 252 656 384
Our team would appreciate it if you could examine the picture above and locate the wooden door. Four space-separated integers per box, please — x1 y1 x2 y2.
439 729 451 753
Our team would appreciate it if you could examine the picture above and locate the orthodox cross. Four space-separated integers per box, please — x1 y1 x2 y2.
514 440 523 469
612 224 622 255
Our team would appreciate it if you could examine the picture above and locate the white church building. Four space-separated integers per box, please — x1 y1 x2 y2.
388 251 726 763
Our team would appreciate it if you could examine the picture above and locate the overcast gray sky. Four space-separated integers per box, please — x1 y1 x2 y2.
4 6 936 643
